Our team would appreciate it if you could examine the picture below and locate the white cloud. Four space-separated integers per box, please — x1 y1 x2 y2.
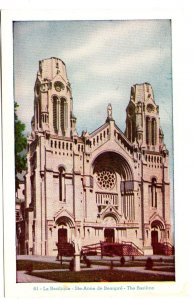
158 100 172 126
71 70 89 82
75 89 124 112
62 21 162 62
90 47 170 77
15 76 33 100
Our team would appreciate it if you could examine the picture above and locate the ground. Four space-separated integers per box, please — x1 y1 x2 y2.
16 255 175 283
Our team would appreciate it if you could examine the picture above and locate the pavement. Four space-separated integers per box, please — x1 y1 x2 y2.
16 271 56 283
16 255 175 283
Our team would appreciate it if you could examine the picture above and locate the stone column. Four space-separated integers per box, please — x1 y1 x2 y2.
74 237 81 272
74 254 81 271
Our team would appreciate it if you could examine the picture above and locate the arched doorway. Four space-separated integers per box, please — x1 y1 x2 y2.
55 215 75 245
58 228 67 244
151 220 164 254
104 228 115 243
151 230 159 254
103 214 117 243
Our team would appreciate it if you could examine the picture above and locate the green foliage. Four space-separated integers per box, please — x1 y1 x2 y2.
14 102 27 188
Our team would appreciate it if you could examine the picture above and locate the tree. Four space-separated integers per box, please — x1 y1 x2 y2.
14 102 27 189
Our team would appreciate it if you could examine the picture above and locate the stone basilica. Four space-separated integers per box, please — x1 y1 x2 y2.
25 57 172 256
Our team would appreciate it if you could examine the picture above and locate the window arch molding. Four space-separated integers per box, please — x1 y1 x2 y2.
51 94 60 103
60 96 67 102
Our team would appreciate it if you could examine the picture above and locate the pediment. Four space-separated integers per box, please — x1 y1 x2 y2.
98 204 122 223
54 207 74 222
89 121 133 156
90 122 109 138
149 212 165 225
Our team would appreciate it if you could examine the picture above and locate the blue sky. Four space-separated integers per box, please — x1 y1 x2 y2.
14 20 173 177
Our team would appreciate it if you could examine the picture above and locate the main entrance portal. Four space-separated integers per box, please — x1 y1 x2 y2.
104 228 115 243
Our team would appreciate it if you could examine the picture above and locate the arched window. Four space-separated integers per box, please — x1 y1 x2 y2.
58 166 66 202
53 96 58 132
146 117 150 144
60 98 64 131
60 98 68 132
127 118 136 142
152 118 157 145
151 178 157 208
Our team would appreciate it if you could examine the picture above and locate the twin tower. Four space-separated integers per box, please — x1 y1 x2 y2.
25 57 171 256
32 57 164 152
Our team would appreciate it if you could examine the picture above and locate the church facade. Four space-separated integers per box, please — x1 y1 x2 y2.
25 57 172 256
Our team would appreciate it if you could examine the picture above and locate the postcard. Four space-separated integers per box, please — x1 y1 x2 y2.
1 8 191 299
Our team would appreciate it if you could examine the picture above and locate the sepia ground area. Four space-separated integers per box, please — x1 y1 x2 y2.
16 255 175 283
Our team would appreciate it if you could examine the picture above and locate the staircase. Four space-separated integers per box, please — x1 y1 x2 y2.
81 241 144 257
81 243 101 256
156 242 174 256
121 241 144 256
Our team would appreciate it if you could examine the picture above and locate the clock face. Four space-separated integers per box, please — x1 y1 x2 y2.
147 104 155 113
40 83 48 93
54 81 65 92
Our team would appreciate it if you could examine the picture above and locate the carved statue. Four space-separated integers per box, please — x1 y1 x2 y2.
107 103 112 119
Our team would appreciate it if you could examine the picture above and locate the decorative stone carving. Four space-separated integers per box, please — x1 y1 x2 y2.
96 168 116 190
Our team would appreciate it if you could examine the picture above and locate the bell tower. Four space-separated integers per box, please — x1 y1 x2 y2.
125 83 164 152
33 57 76 137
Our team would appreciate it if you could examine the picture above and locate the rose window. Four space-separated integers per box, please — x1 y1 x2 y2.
96 168 116 190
